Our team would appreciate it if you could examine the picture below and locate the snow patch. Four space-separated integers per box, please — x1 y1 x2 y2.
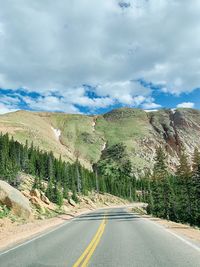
92 121 95 132
51 127 61 141
92 118 96 132
101 142 106 151
171 108 176 114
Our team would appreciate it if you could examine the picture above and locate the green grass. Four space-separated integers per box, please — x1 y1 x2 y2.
49 113 104 163
0 205 10 218
0 109 156 170
2 107 198 172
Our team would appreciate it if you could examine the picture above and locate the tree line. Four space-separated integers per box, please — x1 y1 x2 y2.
0 133 136 206
139 147 200 227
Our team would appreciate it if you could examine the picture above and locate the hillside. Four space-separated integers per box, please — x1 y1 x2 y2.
0 107 200 173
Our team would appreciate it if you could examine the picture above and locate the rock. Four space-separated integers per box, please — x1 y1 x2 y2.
40 193 50 205
68 191 73 198
30 189 41 199
22 190 31 200
63 205 70 213
0 180 32 219
84 198 95 206
68 198 76 207
30 196 46 213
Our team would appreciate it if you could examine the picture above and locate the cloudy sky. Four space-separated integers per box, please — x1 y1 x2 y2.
0 0 200 114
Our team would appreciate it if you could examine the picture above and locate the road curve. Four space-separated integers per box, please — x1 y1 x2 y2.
0 207 200 267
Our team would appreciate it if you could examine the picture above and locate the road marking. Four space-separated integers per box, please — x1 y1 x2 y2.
81 223 106 267
0 209 97 257
0 209 108 258
142 216 200 252
73 214 107 267
129 210 200 253
163 227 200 252
0 219 74 256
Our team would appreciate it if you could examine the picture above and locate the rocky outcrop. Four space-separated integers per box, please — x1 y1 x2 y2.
30 196 46 213
28 189 50 211
68 198 76 207
41 192 50 205
30 189 41 199
0 180 32 219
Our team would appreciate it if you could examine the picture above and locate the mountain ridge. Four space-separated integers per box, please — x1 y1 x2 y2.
0 107 200 173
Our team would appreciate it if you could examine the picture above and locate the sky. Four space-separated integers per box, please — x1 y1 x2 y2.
0 0 200 115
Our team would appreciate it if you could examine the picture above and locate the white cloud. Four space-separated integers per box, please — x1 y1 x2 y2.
0 103 19 114
142 102 161 110
0 94 21 114
0 0 200 111
24 96 80 114
177 102 195 108
23 90 115 113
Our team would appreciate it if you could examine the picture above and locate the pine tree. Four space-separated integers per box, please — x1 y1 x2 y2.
191 148 200 226
150 147 170 218
153 146 168 180
46 177 54 202
55 183 63 207
192 147 200 173
176 149 193 224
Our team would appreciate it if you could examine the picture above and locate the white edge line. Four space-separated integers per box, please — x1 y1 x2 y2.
133 211 200 253
0 208 105 257
0 218 75 256
162 226 200 253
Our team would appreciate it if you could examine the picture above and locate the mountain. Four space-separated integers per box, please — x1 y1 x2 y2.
0 107 200 174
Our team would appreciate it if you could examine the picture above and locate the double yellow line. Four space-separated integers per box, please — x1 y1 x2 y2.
73 214 107 267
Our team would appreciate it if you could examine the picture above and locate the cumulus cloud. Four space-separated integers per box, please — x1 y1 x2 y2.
0 94 21 114
142 102 161 110
0 0 200 112
0 103 19 114
23 90 115 113
177 102 195 108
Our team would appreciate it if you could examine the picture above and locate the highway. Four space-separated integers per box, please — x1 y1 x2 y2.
0 207 200 267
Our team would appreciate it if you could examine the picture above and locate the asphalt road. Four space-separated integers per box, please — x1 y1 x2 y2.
1 207 200 267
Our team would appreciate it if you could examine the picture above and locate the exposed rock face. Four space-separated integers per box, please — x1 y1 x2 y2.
30 189 41 199
40 193 50 205
30 196 46 213
0 180 32 219
146 108 200 170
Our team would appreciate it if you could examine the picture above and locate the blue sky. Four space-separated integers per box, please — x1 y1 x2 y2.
0 0 200 114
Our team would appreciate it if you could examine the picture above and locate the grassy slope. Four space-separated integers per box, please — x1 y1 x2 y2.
0 111 75 163
95 108 154 171
48 113 104 165
1 107 200 172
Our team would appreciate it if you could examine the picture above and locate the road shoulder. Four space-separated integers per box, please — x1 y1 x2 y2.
130 207 200 247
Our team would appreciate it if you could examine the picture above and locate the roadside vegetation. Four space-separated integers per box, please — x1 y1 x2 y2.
2 130 199 228
0 133 136 208
0 205 10 219
139 147 200 227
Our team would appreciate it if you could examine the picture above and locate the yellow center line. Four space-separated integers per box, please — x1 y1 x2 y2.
72 213 107 267
81 222 106 267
